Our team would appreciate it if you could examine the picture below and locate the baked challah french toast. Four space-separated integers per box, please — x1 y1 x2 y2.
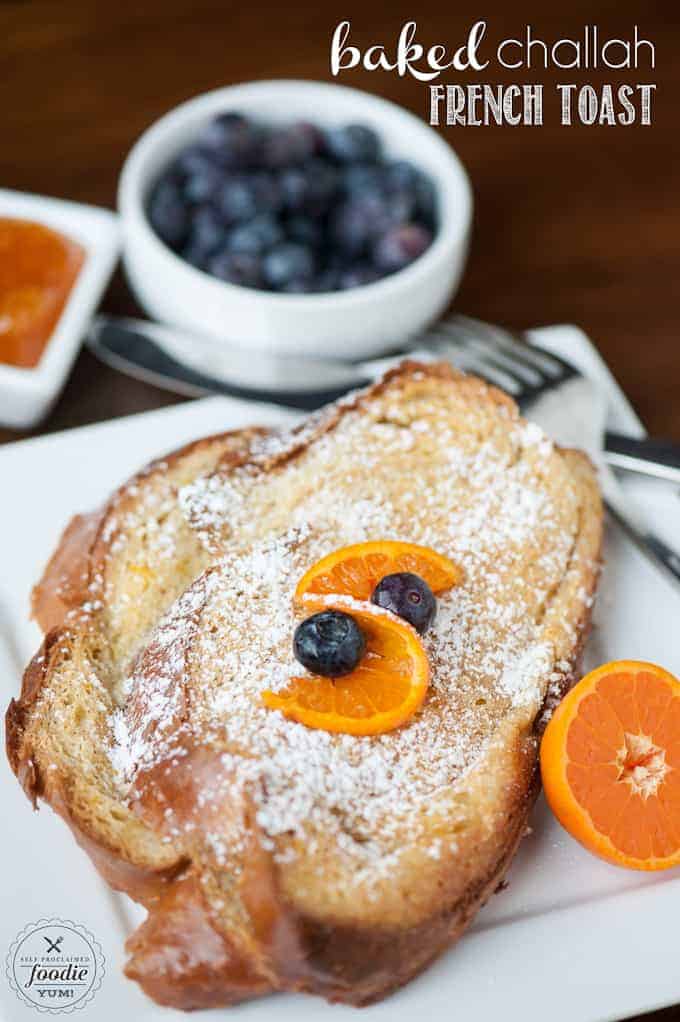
6 362 602 1009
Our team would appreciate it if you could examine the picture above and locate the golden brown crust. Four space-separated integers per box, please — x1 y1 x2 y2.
6 629 188 902
124 874 273 1009
32 513 106 633
5 363 604 1011
7 628 63 805
31 430 264 634
215 361 515 484
7 428 266 904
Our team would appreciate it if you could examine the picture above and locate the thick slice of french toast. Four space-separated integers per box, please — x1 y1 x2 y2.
120 363 602 1006
6 427 265 903
6 363 603 1010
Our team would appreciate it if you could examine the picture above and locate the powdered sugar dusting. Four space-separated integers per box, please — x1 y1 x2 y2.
520 421 553 459
109 382 587 886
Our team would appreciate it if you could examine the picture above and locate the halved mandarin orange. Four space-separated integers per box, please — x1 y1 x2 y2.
541 660 680 870
262 596 429 736
294 540 462 607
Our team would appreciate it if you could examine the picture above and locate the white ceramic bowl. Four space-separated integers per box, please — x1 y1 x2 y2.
119 80 472 361
0 190 120 430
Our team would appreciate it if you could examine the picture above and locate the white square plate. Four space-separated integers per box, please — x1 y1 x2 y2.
0 189 119 429
1 328 679 1022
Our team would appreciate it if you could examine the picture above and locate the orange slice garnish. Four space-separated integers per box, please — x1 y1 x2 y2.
541 660 680 870
262 596 429 736
294 540 462 607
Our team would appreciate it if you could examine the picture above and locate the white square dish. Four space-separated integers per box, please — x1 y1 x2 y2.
0 189 120 429
1 329 679 1022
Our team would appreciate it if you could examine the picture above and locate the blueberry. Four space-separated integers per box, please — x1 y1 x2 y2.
148 178 189 249
414 174 437 226
293 611 365 677
262 121 321 167
329 203 366 255
285 215 323 248
181 244 209 270
184 164 223 204
174 144 216 178
373 224 433 273
383 162 437 227
383 159 421 191
217 177 257 224
313 268 342 293
280 277 316 293
181 205 225 267
325 247 353 270
330 194 391 256
384 162 436 221
218 173 283 224
262 243 315 289
176 147 224 203
208 249 263 288
201 111 247 143
199 112 261 168
279 167 310 212
279 160 339 215
304 159 340 214
386 188 418 226
371 573 436 634
227 213 283 255
291 121 323 157
342 162 384 194
338 264 382 290
324 124 381 164
251 171 283 214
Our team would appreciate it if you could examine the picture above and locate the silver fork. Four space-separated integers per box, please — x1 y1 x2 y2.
424 315 680 593
422 314 581 403
415 315 680 484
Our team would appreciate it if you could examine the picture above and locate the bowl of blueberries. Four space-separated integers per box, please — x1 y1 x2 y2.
119 80 472 360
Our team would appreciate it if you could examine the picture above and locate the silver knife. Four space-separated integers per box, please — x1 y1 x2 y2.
87 316 680 484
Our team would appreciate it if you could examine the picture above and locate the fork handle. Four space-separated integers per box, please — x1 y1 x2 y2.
604 432 680 485
605 500 680 591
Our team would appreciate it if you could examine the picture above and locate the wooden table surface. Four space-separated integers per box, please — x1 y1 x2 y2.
1 4 678 1020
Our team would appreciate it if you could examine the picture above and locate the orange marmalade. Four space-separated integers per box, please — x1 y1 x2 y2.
0 218 85 368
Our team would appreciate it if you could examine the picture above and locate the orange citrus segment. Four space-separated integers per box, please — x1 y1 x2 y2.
294 540 462 606
540 660 680 870
262 596 429 736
